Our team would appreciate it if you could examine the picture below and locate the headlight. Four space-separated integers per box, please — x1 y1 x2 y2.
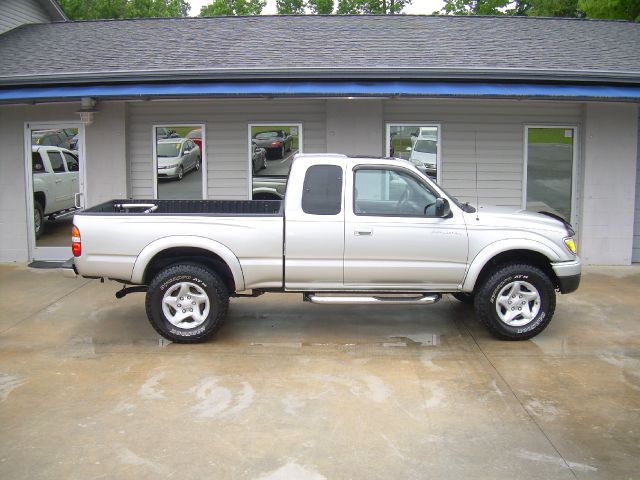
564 237 577 255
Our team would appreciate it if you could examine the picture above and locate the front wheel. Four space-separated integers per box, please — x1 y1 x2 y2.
474 264 555 340
145 264 229 343
176 165 184 181
34 202 44 239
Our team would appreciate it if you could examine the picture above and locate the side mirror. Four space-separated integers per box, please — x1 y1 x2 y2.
435 197 451 218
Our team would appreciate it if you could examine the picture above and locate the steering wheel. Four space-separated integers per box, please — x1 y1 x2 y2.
396 189 411 208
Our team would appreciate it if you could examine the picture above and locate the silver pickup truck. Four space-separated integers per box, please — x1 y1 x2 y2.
64 154 581 343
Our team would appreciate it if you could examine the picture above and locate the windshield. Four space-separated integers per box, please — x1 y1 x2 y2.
255 131 279 139
157 142 181 157
187 130 201 139
413 139 437 154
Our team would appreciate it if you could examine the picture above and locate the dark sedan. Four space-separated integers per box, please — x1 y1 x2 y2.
252 130 292 159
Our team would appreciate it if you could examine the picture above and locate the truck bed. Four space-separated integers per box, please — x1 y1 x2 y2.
81 199 283 216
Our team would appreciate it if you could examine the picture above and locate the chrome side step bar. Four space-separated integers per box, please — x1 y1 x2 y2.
304 293 441 305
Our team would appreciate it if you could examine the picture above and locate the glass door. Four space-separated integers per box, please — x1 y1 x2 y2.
25 122 85 261
524 126 577 224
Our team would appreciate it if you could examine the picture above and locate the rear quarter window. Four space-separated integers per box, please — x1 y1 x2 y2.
301 165 343 215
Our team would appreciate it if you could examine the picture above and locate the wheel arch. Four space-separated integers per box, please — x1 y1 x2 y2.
131 236 245 292
34 191 46 210
463 241 561 293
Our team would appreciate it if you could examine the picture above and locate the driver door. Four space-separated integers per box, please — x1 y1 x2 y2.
344 166 469 290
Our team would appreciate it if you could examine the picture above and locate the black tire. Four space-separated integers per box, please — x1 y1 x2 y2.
176 165 184 181
261 154 267 170
145 264 229 343
195 158 200 171
474 263 555 341
452 292 474 304
34 202 44 239
279 145 285 158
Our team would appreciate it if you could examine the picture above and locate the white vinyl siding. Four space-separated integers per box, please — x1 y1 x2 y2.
384 99 582 209
634 110 640 263
127 99 326 199
0 0 51 35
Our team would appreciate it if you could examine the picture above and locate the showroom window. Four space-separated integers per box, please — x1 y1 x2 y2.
386 124 441 182
524 126 577 223
249 123 302 200
153 124 206 200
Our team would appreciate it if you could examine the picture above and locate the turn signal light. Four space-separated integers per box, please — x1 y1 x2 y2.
564 237 577 255
71 226 81 257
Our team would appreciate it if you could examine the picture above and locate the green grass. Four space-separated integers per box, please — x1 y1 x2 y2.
528 128 573 145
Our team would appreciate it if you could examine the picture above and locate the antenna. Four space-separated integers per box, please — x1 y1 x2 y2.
474 130 479 220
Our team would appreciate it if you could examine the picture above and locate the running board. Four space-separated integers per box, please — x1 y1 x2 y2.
304 293 441 305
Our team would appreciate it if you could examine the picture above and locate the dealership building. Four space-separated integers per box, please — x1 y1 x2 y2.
0 0 639 265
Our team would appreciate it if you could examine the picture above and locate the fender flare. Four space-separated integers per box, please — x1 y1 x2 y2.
462 239 562 292
130 235 245 291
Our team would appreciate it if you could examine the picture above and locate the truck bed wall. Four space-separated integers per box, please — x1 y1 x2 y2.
82 199 283 216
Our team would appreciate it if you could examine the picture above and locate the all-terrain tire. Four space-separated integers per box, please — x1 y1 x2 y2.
145 264 229 343
34 202 44 239
474 263 556 341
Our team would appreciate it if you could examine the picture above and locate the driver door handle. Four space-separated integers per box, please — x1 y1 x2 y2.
355 229 372 236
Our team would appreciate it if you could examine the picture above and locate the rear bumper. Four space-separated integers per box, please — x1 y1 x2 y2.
551 258 581 294
61 257 78 278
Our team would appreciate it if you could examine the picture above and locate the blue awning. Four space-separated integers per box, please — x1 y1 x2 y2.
1 81 640 102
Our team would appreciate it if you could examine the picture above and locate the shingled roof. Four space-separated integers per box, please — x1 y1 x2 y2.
0 15 638 87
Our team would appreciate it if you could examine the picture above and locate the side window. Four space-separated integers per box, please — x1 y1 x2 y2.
354 168 438 217
63 152 79 172
32 152 45 173
301 165 343 215
47 151 66 173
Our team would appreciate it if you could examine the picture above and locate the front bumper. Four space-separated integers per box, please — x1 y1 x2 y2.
61 257 78 278
551 258 581 294
157 165 180 178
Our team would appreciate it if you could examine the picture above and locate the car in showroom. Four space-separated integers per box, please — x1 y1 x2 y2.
156 138 200 181
252 130 293 159
408 137 438 179
32 145 79 238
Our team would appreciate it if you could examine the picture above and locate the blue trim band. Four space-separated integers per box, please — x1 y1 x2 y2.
1 81 640 101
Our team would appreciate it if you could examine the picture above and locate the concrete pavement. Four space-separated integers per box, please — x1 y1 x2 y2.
0 264 639 479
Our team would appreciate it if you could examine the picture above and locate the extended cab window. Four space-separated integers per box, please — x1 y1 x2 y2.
32 152 45 173
301 165 343 215
354 168 438 217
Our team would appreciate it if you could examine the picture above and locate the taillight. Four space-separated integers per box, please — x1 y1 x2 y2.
72 225 81 257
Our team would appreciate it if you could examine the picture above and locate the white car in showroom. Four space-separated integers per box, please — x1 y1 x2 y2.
156 138 200 181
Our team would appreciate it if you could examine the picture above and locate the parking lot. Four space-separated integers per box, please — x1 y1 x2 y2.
0 264 639 479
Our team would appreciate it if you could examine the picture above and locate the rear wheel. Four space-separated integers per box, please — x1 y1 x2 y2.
474 264 555 340
145 264 229 343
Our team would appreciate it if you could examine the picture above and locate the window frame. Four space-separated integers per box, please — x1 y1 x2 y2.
523 125 579 226
385 123 442 183
152 123 207 199
352 165 441 218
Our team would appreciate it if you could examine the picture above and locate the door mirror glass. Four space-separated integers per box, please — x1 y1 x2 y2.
155 125 204 200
